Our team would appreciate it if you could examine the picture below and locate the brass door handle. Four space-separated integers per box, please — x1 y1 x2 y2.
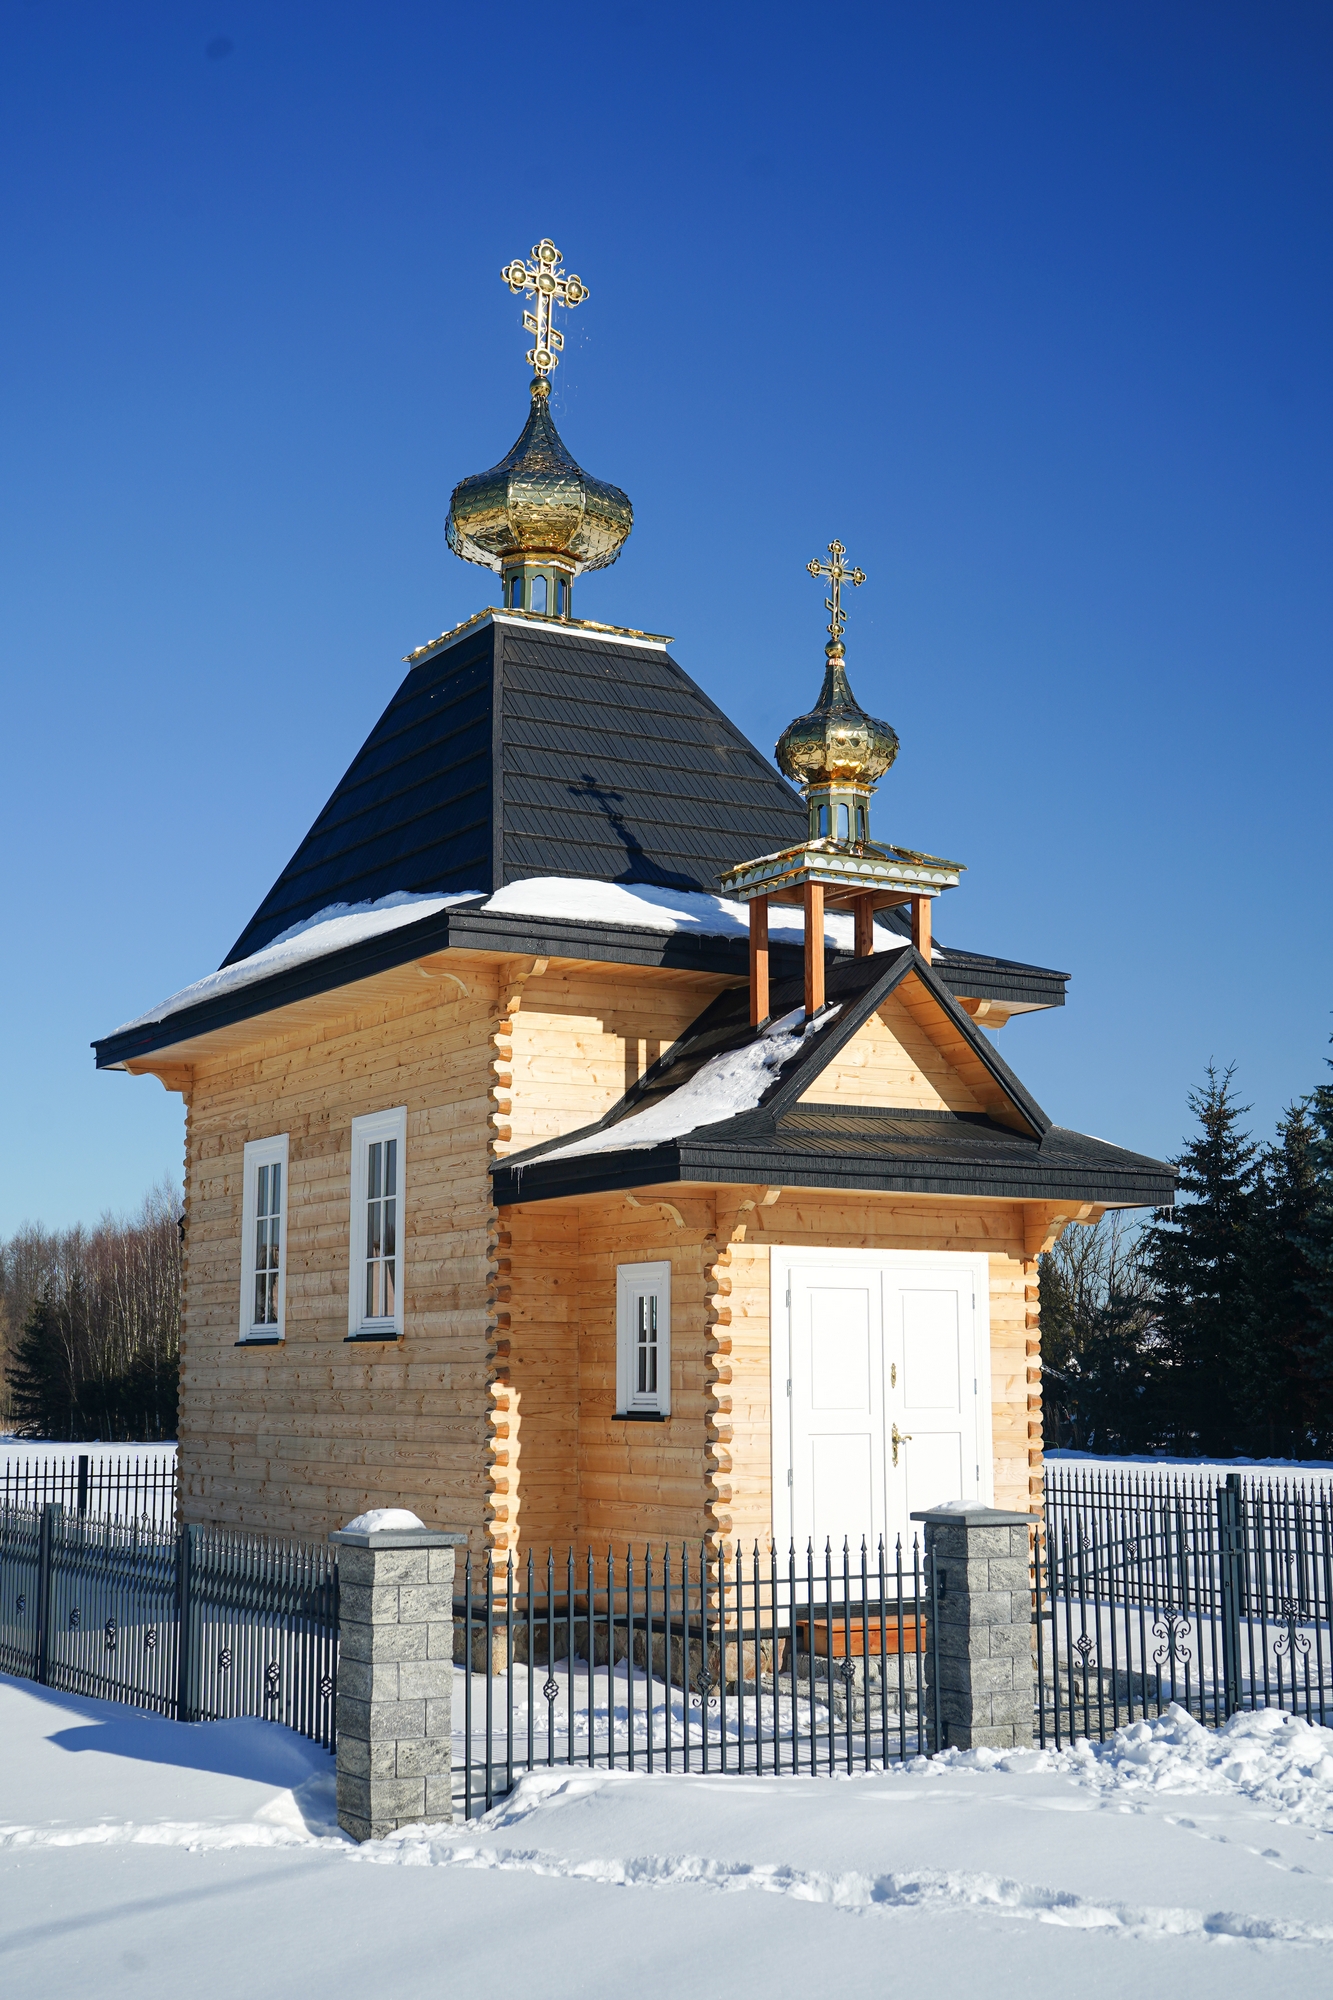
891 1424 912 1467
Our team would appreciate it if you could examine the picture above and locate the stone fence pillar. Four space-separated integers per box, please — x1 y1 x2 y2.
327 1521 467 1842
912 1506 1035 1753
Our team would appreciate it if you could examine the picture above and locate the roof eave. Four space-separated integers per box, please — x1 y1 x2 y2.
92 911 1068 1070
491 1136 1175 1209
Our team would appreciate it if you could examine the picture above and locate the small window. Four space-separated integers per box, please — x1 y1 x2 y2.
556 576 569 617
616 1261 671 1416
348 1107 407 1339
856 806 868 841
532 575 548 613
817 804 828 837
837 802 850 840
239 1134 289 1340
509 574 523 608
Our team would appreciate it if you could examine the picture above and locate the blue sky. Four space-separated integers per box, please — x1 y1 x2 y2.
1 1 1330 1232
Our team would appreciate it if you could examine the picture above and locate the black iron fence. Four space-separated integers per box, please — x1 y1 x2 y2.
0 1449 176 1525
0 1503 338 1747
455 1535 940 1818
1038 1465 1333 1746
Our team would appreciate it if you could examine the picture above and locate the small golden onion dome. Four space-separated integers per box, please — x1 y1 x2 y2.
776 642 899 787
445 378 632 576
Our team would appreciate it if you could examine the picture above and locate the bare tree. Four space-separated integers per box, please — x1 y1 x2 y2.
1 1179 182 1438
1039 1212 1160 1452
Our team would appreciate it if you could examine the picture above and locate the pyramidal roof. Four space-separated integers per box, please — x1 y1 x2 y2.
225 610 810 966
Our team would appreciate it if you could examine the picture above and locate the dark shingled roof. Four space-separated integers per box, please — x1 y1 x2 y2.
492 949 1174 1210
92 608 1072 1068
225 613 812 965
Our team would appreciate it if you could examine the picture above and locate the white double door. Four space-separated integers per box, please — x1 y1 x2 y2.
771 1248 992 1556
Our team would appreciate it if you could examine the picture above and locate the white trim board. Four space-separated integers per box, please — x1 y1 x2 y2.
238 1133 289 1342
768 1245 994 1550
403 608 674 667
347 1105 407 1340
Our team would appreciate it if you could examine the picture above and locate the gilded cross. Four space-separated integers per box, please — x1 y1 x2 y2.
806 540 866 642
500 239 589 377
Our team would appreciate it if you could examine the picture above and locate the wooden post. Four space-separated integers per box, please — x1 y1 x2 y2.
803 881 825 1016
911 895 932 964
854 894 876 958
749 895 769 1027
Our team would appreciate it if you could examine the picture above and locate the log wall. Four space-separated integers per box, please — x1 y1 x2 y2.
177 954 731 1545
180 966 502 1539
173 946 1044 1551
502 1184 1042 1556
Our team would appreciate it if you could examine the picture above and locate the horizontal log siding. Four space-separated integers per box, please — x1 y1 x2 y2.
799 992 984 1113
180 969 502 1540
177 956 731 1546
174 943 1041 1549
499 964 734 1155
501 1184 1038 1556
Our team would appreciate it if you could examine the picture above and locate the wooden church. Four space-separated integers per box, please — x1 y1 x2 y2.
95 239 1172 1557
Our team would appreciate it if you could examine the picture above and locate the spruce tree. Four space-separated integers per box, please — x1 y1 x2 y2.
1296 1042 1333 1422
7 1293 78 1439
1232 1105 1324 1455
1144 1065 1258 1455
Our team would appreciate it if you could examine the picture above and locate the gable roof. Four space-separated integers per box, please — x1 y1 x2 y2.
225 611 811 965
492 947 1174 1210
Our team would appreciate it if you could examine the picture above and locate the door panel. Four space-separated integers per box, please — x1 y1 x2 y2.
807 1287 873 1410
808 1433 875 1538
904 1433 964 1519
781 1254 984 1551
788 1271 884 1550
900 1290 960 1408
888 1272 978 1527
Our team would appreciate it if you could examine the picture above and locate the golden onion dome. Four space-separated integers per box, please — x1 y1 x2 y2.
445 378 632 576
776 642 899 788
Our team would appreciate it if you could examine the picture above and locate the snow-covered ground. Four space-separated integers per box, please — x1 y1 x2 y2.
4 1674 1333 1996
0 1441 176 1470
1047 1452 1333 1489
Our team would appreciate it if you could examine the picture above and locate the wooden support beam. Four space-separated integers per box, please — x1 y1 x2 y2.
1023 1202 1097 1260
854 893 876 958
803 881 825 1016
125 1061 192 1094
749 896 769 1027
911 895 932 964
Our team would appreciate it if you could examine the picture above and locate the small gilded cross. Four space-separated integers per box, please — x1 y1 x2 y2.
500 238 589 377
807 540 866 643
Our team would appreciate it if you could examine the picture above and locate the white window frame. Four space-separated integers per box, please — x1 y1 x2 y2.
239 1134 289 1341
348 1106 407 1340
615 1261 672 1417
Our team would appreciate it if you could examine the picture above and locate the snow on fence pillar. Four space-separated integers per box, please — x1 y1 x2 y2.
912 1505 1036 1753
328 1511 467 1842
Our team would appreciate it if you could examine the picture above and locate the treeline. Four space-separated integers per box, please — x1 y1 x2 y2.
0 1181 181 1441
1041 1057 1333 1458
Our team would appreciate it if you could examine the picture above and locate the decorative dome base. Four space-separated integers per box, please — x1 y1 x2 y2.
445 379 632 608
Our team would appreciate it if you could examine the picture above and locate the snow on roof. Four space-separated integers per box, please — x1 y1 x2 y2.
483 876 901 953
114 892 486 1033
113 879 909 1037
534 1004 841 1163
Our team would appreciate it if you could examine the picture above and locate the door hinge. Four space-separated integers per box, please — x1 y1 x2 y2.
786 1378 792 1397
785 1287 790 1307
787 1468 793 1487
